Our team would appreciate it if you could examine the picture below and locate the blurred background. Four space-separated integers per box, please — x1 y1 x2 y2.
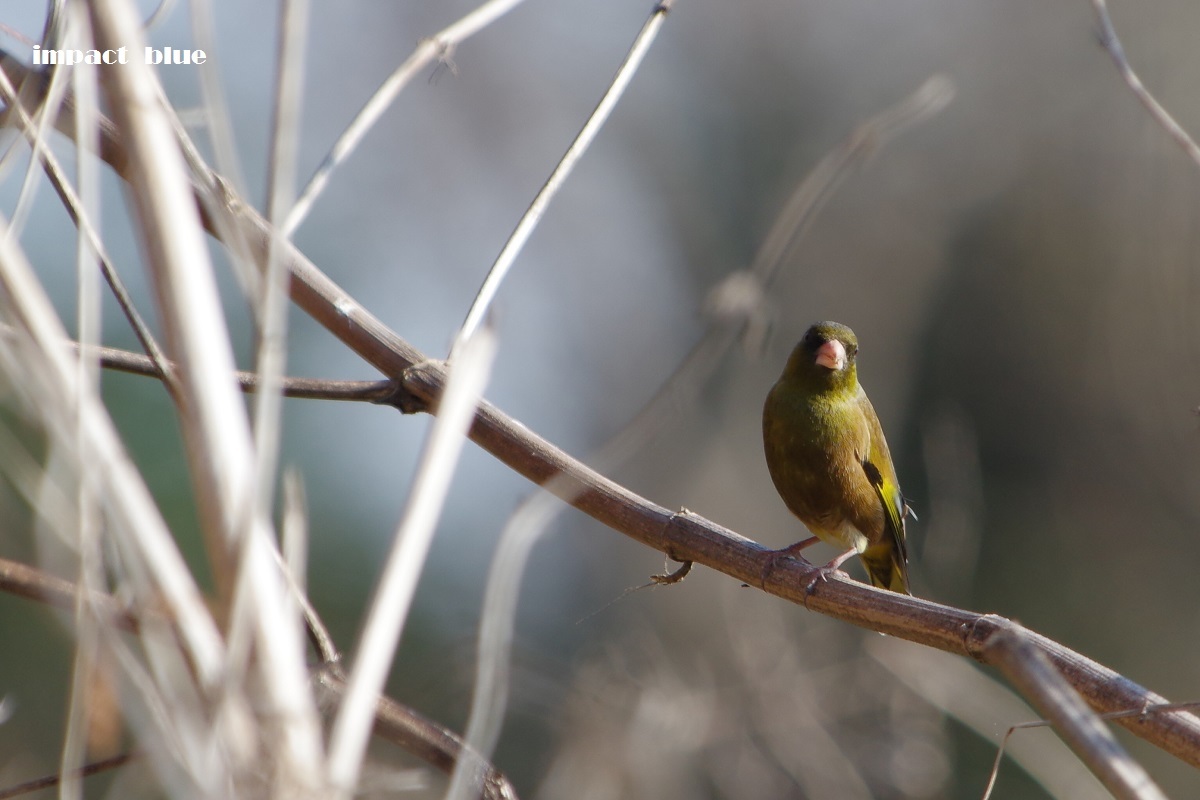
1 0 1199 797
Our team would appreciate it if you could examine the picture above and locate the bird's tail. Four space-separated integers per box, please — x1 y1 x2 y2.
860 543 910 595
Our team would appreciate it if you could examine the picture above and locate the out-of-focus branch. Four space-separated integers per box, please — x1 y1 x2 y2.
0 60 180 399
88 0 246 601
88 3 327 792
0 556 135 631
0 752 136 800
451 0 674 356
0 555 520 800
285 0 530 235
328 331 497 797
2 47 1198 775
1090 0 1200 169
314 668 519 800
982 624 1167 800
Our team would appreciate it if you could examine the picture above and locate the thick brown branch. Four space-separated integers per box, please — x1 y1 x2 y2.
2 51 1199 770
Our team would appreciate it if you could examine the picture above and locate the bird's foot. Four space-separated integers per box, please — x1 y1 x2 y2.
803 549 857 596
803 564 852 596
759 537 821 588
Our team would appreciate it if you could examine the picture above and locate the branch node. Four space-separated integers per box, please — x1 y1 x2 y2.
963 612 1010 661
396 359 445 414
426 37 459 82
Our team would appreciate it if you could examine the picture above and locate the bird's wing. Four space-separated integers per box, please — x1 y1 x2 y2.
856 391 910 591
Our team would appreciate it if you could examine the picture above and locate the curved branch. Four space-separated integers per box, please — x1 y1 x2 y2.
983 624 1166 800
1090 0 1200 169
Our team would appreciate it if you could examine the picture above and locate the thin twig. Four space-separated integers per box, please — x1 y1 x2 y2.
444 11 682 778
87 3 327 793
865 636 1107 798
0 752 136 800
88 0 248 596
982 624 1166 800
750 74 954 289
284 0 528 235
253 0 309 527
43 334 398 402
982 701 1200 800
0 556 135 630
450 0 675 357
1090 0 1200 169
0 61 180 399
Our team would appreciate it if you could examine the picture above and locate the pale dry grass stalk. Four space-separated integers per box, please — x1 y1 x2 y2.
250 0 308 596
91 0 324 793
326 329 496 796
59 11 104 799
87 0 249 591
0 216 230 792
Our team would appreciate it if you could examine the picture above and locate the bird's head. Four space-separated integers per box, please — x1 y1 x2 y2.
783 321 860 393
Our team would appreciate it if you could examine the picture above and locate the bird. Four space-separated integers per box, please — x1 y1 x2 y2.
762 321 911 594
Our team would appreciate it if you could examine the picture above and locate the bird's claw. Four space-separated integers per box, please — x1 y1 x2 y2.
803 564 851 596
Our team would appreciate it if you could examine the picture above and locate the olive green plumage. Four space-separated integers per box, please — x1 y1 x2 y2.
762 321 911 594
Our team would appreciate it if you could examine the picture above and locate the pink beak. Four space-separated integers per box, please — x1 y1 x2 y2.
815 339 847 371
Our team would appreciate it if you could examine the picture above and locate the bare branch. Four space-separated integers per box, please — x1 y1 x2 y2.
0 752 136 800
0 60 180 399
451 0 675 356
42 335 397 402
982 623 1167 800
0 556 135 631
1090 0 1200 169
285 0 529 235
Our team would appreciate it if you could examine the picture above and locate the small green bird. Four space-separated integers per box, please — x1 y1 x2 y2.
762 321 911 594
